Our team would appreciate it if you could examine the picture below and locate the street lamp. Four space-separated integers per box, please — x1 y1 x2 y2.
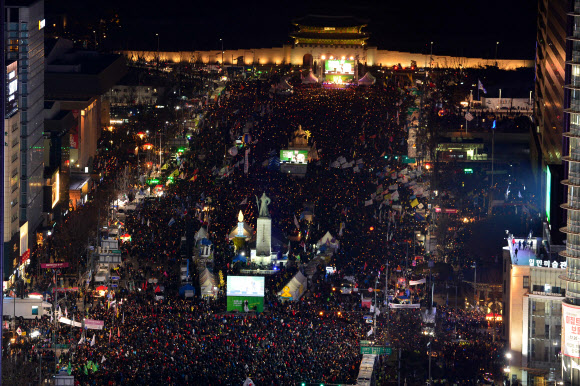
430 41 433 68
155 33 160 67
220 38 224 65
495 41 499 61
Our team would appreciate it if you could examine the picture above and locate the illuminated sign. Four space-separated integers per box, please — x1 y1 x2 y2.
19 222 28 256
528 258 566 269
280 150 308 164
546 166 551 223
51 171 60 208
5 62 17 117
563 302 580 358
38 19 45 30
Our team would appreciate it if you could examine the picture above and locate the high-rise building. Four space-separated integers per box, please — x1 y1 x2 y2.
535 0 568 244
5 0 44 243
4 60 20 273
561 1 580 384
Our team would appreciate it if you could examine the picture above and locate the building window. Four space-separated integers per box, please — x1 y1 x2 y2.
523 276 530 289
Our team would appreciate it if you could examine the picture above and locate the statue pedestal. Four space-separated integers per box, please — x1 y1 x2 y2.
256 217 272 258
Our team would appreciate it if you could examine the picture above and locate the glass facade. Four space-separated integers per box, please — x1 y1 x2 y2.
5 0 44 238
528 298 563 367
563 1 580 384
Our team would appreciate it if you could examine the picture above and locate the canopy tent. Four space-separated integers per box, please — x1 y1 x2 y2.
232 254 247 263
199 268 217 298
277 271 307 301
194 227 208 242
178 283 195 298
302 70 319 84
316 231 340 250
358 71 376 86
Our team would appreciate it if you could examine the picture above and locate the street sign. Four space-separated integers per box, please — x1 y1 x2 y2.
111 276 120 281
360 346 392 355
111 284 118 288
363 316 372 320
368 287 373 293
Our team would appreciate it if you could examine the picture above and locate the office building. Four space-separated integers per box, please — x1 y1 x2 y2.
4 60 20 273
5 0 45 243
535 0 568 244
503 233 565 385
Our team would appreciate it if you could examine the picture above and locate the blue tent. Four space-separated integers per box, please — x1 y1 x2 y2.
232 255 247 263
179 284 195 297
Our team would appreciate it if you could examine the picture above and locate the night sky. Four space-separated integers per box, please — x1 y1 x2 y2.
48 0 537 59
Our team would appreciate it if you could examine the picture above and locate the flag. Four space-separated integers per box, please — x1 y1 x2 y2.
67 361 72 375
240 197 247 205
410 198 419 208
367 327 374 336
293 215 300 230
122 312 125 324
168 217 176 227
465 112 474 121
478 80 487 94
101 355 107 364
109 329 112 343
83 364 88 375
118 327 120 338
243 378 255 386
65 307 68 318
92 362 98 372
90 334 96 347
78 335 85 345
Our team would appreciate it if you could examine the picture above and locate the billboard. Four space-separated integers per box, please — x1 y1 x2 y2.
51 171 60 209
5 61 17 117
325 60 355 75
226 276 265 313
226 276 265 297
226 296 264 313
280 150 308 164
546 165 551 223
563 302 580 358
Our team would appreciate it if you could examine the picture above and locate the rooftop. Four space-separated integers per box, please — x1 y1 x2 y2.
292 15 369 28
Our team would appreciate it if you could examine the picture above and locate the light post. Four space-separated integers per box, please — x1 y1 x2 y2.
430 41 433 69
495 41 499 62
220 38 224 65
505 352 512 381
155 33 160 69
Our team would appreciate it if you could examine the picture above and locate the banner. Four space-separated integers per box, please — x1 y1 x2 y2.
84 319 105 330
41 263 70 269
409 278 426 285
59 317 83 328
389 303 421 309
563 302 580 358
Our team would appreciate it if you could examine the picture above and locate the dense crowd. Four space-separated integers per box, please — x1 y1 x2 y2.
3 78 505 385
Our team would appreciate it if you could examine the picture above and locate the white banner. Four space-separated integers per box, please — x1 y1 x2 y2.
409 278 426 286
389 303 421 309
59 317 82 328
563 303 580 358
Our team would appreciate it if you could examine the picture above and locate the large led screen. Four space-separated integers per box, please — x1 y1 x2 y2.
227 276 265 297
325 60 355 75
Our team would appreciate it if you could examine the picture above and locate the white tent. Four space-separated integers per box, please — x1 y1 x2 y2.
277 271 308 301
199 268 217 298
317 231 340 250
358 71 376 86
302 70 319 84
195 227 208 242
